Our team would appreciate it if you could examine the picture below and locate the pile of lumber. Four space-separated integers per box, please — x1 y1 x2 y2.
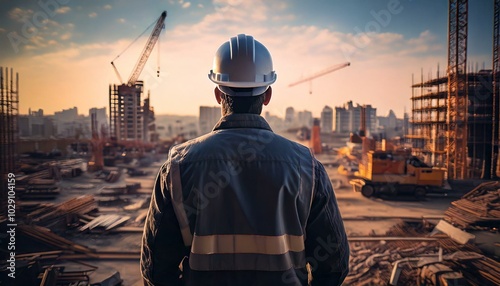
79 214 130 233
26 195 97 227
17 185 61 200
52 159 84 178
106 170 121 183
19 225 94 253
444 181 500 229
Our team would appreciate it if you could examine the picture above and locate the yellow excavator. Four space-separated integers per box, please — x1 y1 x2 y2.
349 149 446 198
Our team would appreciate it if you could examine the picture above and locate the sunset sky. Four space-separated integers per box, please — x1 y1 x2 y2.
0 0 494 119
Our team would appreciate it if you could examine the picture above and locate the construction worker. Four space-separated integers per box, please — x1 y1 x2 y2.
141 34 349 286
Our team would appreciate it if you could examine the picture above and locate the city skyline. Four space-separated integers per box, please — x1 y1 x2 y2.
0 0 494 118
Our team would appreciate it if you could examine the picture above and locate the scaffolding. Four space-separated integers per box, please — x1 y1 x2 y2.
109 82 144 142
0 67 19 213
411 69 496 179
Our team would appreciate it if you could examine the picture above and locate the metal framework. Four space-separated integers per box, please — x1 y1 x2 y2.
446 0 468 179
109 82 144 142
0 67 19 213
492 0 500 177
410 68 494 179
410 69 448 169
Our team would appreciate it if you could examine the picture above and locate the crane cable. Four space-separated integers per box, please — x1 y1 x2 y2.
111 18 157 64
157 24 163 77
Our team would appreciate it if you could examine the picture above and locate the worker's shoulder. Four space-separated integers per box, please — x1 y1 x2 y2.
168 133 212 156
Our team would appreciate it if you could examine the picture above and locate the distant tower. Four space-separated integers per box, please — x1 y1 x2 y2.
310 118 322 154
320 106 333 134
285 107 295 129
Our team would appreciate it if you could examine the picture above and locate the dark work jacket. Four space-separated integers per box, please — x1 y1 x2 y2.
141 114 349 286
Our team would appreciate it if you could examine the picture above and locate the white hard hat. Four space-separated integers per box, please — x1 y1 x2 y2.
208 34 277 96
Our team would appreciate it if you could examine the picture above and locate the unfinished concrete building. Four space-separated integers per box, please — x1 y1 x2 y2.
410 0 500 179
0 67 19 212
109 82 144 142
143 91 158 143
410 69 497 179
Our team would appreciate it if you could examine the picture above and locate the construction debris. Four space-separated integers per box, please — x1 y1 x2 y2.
345 221 499 285
79 214 130 232
25 195 97 228
346 181 500 286
444 181 500 230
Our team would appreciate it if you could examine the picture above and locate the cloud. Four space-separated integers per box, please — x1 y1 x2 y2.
55 6 71 14
103 4 112 10
182 2 191 8
6 0 447 118
8 7 34 22
60 32 71 40
89 12 97 18
198 4 204 8
117 18 126 24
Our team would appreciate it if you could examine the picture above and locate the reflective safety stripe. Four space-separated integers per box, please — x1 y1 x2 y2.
191 234 305 255
189 251 306 271
169 163 193 246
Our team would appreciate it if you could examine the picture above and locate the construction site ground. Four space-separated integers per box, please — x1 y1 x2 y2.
6 146 498 285
103 159 471 285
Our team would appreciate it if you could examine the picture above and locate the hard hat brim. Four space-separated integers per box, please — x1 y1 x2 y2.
208 72 277 88
217 85 269 97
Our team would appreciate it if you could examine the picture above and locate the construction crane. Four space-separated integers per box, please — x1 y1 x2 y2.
111 11 167 86
288 62 350 94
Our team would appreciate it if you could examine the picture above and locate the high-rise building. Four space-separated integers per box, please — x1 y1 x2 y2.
297 110 313 128
320 106 333 134
109 82 144 141
19 111 56 138
284 107 295 129
335 101 377 135
199 106 221 135
89 107 108 134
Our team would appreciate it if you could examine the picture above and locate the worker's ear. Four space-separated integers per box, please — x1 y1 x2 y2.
214 87 222 104
263 86 272 106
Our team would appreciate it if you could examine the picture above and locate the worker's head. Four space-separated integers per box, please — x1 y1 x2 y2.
208 34 277 115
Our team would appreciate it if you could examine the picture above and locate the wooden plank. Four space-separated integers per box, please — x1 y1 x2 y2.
434 220 475 244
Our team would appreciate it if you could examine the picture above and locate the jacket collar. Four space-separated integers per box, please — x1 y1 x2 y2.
213 114 272 131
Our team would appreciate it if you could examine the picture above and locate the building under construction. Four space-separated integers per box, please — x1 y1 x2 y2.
108 11 166 144
410 0 500 180
0 67 19 212
109 82 157 143
410 69 497 179
109 82 144 142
